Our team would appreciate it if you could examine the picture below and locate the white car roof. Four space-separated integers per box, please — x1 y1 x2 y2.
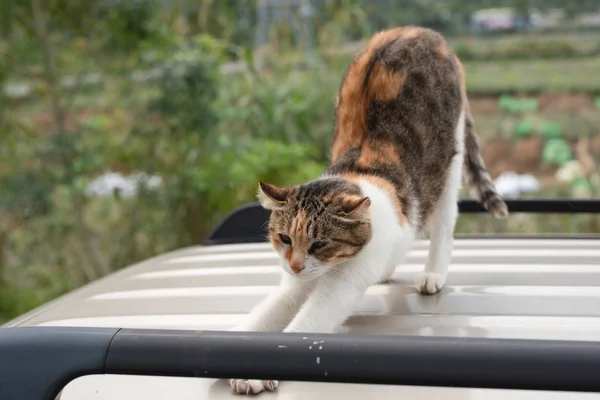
5 234 600 400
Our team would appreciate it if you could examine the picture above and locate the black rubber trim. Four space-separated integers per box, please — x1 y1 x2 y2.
461 199 600 213
454 234 600 240
204 199 600 245
204 202 270 246
0 326 119 400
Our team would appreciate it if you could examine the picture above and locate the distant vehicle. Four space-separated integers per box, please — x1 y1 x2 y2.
2 199 600 400
470 7 533 33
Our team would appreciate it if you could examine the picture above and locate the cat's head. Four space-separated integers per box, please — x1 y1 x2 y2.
258 178 372 280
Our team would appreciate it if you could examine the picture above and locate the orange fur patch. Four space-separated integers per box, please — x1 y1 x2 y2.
332 27 427 162
339 172 406 225
437 42 451 59
453 54 467 97
332 28 407 162
272 239 281 253
290 211 308 240
367 63 406 102
357 142 401 169
400 26 424 39
284 211 310 265
453 54 465 84
284 246 293 263
329 252 357 264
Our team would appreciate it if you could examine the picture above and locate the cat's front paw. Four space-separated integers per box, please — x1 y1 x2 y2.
333 324 349 334
415 272 446 294
229 379 278 395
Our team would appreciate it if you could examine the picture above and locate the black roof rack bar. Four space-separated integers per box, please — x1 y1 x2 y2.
0 326 118 400
204 199 600 245
2 326 600 399
460 198 600 213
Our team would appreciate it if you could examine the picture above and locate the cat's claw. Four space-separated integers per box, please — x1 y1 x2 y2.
229 379 279 395
415 272 446 294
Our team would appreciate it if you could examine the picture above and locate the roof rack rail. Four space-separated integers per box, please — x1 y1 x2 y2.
1 326 600 399
204 199 600 245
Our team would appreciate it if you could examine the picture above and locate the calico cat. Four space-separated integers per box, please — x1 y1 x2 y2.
229 26 508 395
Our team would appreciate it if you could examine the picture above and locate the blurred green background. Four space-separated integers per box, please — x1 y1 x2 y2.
1 0 600 322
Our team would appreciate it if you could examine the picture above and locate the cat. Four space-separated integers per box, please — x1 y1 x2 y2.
229 25 508 395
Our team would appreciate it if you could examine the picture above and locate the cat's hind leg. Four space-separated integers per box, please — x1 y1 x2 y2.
415 110 465 295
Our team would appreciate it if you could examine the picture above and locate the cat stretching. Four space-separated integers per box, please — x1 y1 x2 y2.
229 26 508 395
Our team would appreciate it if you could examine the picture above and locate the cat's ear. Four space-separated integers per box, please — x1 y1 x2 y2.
340 196 371 218
257 182 289 210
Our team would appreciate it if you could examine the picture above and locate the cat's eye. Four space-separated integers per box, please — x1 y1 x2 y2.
309 241 327 253
279 234 292 245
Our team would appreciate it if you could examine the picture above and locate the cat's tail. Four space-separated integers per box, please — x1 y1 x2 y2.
462 104 509 219
453 53 508 219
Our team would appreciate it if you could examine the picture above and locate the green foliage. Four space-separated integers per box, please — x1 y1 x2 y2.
464 56 600 94
513 120 534 139
0 285 39 322
455 39 597 61
2 0 600 325
187 138 325 228
542 138 573 166
499 95 539 113
148 43 220 135
572 176 594 192
99 0 162 53
540 121 562 139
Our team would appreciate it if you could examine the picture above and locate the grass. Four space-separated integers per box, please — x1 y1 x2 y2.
448 31 600 52
321 49 600 94
464 56 600 94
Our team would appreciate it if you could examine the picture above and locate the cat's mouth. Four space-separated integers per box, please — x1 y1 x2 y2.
283 266 326 281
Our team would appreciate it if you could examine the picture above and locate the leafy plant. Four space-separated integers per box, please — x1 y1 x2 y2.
499 95 539 113
513 120 534 139
540 121 562 140
542 138 573 166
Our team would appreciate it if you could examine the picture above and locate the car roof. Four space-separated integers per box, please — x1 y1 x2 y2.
6 237 600 337
5 232 600 400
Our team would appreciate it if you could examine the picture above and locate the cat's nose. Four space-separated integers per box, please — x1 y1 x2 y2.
290 261 305 274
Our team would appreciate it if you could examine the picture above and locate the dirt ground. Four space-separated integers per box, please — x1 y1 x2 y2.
482 136 554 179
482 133 600 181
469 92 600 180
